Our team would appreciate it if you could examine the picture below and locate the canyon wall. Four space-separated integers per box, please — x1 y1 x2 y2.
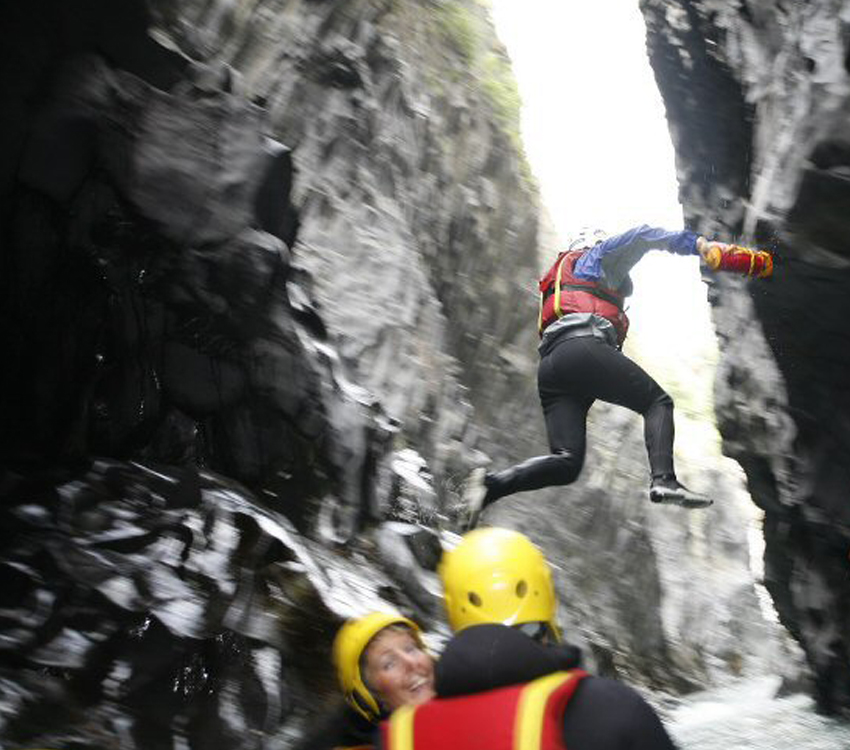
642 0 850 713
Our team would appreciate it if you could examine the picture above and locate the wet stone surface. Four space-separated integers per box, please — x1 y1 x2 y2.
0 460 443 748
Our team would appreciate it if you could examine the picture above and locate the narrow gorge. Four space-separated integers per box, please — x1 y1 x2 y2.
0 1 847 747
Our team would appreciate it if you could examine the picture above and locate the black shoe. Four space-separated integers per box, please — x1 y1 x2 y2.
649 476 713 509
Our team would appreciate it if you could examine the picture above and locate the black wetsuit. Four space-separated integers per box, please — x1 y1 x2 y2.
484 334 675 502
482 226 700 507
294 699 378 750
419 624 678 750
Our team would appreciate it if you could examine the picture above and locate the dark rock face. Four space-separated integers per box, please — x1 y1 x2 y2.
2 463 305 749
1 2 441 746
0 0 373 526
642 0 850 713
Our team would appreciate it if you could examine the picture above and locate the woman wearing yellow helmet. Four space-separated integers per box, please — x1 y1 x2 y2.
297 611 435 750
333 610 435 721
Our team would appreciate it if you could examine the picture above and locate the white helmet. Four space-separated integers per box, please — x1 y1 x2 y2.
567 228 608 253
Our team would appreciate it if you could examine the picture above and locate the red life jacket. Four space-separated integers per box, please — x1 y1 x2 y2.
537 251 629 344
380 670 586 750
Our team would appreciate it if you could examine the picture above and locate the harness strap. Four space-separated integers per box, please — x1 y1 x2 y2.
541 282 624 311
552 254 570 321
537 287 545 333
388 704 416 750
554 283 624 310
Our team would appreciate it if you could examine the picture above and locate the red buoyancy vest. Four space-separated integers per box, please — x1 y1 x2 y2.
380 670 586 750
538 251 629 344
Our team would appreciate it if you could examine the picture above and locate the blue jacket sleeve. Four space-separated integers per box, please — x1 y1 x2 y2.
574 225 699 289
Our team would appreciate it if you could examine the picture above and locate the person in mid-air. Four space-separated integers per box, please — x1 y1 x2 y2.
460 225 731 527
378 527 679 750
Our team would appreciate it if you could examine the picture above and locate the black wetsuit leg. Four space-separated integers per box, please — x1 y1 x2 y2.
483 335 675 505
554 336 675 480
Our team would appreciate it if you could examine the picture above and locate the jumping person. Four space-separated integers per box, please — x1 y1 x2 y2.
379 527 679 750
460 225 730 528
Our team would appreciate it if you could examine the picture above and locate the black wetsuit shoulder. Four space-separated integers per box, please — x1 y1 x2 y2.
562 676 677 750
435 623 582 696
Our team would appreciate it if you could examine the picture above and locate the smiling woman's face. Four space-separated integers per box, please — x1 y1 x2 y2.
362 626 435 713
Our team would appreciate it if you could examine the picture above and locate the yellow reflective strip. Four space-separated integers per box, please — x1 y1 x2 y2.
389 704 416 750
553 255 568 319
513 671 577 750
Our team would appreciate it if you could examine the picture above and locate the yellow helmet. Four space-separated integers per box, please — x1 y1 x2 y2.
332 610 423 722
438 527 561 641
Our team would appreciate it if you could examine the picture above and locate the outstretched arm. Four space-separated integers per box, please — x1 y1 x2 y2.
574 225 726 290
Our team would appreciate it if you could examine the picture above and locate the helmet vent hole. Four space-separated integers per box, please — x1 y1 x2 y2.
468 592 482 607
516 580 528 598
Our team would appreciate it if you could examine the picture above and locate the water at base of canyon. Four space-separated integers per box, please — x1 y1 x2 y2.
666 677 850 749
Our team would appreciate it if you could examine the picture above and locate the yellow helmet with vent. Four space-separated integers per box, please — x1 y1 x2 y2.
332 610 423 722
438 527 560 642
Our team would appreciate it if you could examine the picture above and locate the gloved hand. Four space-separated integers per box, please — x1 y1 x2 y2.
697 237 774 277
696 236 729 260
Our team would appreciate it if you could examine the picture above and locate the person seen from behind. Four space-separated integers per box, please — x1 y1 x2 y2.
378 527 678 750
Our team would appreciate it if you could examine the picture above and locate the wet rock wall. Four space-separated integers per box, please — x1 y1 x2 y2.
155 0 547 482
0 1 427 746
164 0 790 694
641 0 850 713
0 0 363 526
